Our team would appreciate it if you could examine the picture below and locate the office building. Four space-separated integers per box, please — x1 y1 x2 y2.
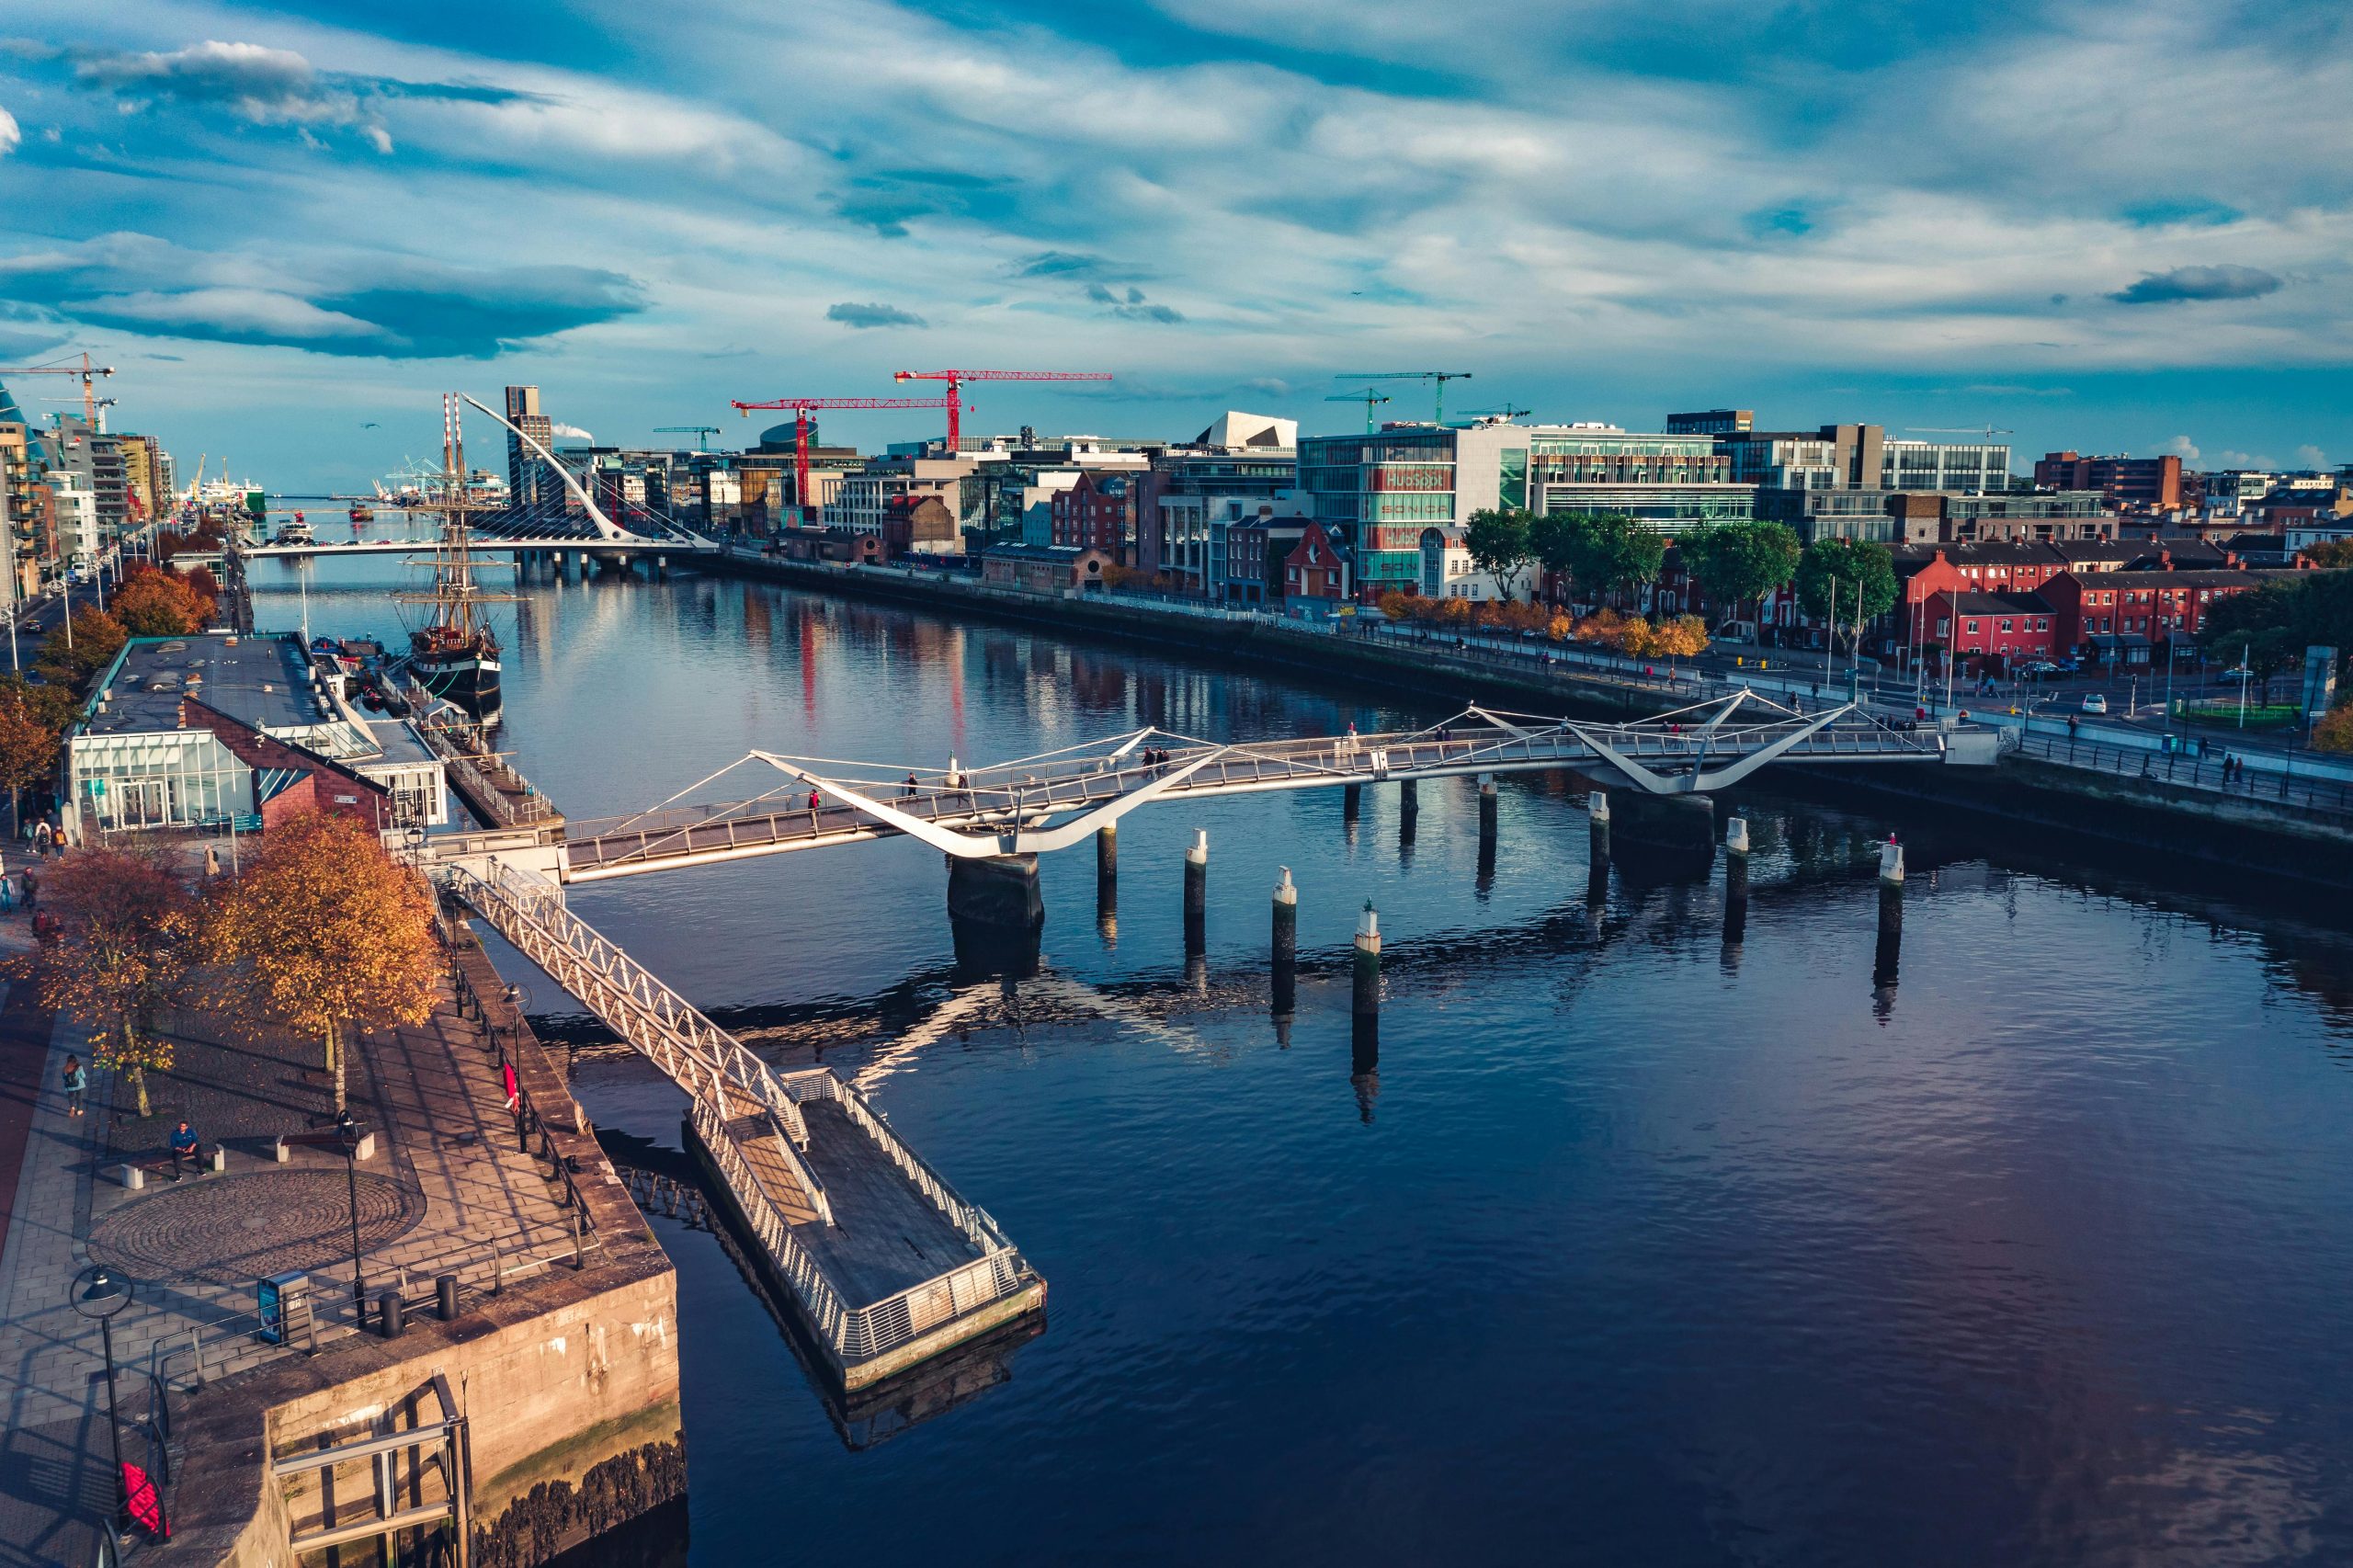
504 386 557 509
2032 451 2183 509
1665 409 1754 435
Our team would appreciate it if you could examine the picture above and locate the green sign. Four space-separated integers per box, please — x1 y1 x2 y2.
87 778 105 796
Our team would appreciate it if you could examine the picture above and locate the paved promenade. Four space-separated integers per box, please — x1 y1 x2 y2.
0 910 588 1567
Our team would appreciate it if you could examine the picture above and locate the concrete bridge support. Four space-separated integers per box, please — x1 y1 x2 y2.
1096 824 1118 917
1722 815 1750 966
1352 903 1381 1122
947 853 1044 929
1344 782 1362 823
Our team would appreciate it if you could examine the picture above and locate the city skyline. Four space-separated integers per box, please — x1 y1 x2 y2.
2 0 2348 488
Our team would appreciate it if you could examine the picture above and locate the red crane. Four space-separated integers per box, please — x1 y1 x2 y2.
731 395 951 525
891 369 1112 451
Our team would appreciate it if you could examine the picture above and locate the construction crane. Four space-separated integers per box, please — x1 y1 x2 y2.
1332 370 1472 426
0 352 117 426
38 394 119 431
1904 426 2015 442
1455 403 1530 425
891 369 1113 451
730 396 952 525
1325 388 1393 434
654 426 722 452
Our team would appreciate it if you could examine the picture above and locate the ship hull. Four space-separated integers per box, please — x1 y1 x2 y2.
409 649 502 712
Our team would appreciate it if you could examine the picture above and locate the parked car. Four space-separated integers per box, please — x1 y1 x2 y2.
2081 694 2109 714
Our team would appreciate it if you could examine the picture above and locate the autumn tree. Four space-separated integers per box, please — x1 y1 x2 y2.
26 846 194 1119
1653 614 1711 661
0 691 58 818
37 607 128 692
203 811 441 1112
109 566 210 637
2313 702 2353 755
179 565 224 616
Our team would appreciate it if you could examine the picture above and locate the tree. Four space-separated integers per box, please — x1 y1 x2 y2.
1378 591 1415 622
1619 617 1658 657
0 692 58 817
180 564 224 615
2304 539 2353 570
1795 539 1899 653
1529 510 1586 597
37 607 128 691
1653 614 1711 660
25 846 193 1119
1462 508 1537 601
1678 520 1802 627
203 811 441 1112
1564 512 1666 606
110 566 212 636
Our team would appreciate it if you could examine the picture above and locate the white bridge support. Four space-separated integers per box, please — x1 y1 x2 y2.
436 861 1042 1387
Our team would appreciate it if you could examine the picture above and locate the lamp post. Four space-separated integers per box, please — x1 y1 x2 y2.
71 1264 133 1535
336 1110 365 1313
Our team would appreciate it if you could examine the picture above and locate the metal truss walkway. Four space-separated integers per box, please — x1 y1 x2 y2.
438 861 1042 1386
560 692 1953 882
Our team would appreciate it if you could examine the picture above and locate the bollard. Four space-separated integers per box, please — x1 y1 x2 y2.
1343 782 1362 822
1352 902 1381 1031
1725 815 1751 857
1587 790 1611 864
1184 829 1209 954
437 1274 460 1322
1271 868 1297 965
1879 838 1904 885
379 1290 404 1340
1398 778 1419 815
1097 823 1118 889
1478 773 1498 842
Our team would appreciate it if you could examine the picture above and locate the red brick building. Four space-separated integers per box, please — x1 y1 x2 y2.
2032 451 2182 509
1281 521 1349 601
2040 568 2287 659
1927 591 2059 670
1050 472 1137 560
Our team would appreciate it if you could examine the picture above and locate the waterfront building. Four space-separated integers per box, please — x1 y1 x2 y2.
2033 450 2183 509
1135 416 1299 595
63 632 448 839
1222 517 1308 605
980 542 1112 594
1050 469 1137 557
1281 520 1350 600
1722 424 2010 498
505 386 557 509
2040 567 2302 664
1665 408 1755 435
1927 590 2061 668
835 451 998 540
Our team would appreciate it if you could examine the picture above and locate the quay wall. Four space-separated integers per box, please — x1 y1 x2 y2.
701 551 2353 888
156 926 685 1568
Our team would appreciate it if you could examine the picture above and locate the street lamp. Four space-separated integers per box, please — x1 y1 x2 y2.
70 1264 133 1535
335 1109 365 1314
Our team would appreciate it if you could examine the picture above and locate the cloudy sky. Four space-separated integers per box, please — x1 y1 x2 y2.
1 0 2347 489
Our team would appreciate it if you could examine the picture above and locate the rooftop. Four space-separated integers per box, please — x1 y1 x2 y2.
83 633 333 737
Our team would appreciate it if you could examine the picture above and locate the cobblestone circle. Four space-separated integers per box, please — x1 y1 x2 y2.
89 1170 426 1289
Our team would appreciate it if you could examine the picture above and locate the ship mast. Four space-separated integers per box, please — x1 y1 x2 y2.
394 392 517 642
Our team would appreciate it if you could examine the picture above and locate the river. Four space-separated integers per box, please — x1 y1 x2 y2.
248 525 2353 1567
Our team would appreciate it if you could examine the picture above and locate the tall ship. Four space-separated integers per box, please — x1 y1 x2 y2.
395 395 517 713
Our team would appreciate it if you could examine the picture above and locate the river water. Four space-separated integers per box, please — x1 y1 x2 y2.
249 527 2353 1568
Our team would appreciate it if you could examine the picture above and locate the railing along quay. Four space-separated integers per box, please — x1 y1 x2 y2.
2013 732 2353 819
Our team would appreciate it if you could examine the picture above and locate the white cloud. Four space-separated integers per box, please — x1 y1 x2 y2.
2295 444 2329 470
66 286 381 340
0 105 18 157
2160 435 2200 460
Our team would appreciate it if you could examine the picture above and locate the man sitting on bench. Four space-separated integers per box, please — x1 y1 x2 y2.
168 1119 200 1182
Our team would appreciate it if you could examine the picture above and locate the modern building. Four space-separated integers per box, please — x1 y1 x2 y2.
504 386 557 509
1722 424 2010 500
1136 425 1300 596
2032 451 2183 509
63 633 447 840
48 471 97 568
1665 409 1754 435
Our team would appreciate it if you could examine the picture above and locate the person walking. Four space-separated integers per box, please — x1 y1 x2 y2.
806 788 821 813
61 1054 85 1118
168 1119 200 1181
19 867 36 913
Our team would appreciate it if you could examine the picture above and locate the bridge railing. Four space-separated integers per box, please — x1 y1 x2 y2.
687 1094 851 1346
2014 732 2353 818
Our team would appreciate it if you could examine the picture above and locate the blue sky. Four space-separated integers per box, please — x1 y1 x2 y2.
1 0 2347 489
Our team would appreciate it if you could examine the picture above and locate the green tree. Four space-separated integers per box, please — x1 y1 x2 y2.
1462 507 1538 601
1529 510 1586 595
1678 520 1802 627
1563 511 1666 606
1795 539 1899 652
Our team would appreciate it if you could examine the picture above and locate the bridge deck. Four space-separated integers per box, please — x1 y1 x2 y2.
790 1101 983 1305
563 713 1945 881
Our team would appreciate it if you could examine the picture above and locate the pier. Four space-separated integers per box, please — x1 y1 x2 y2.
439 862 1044 1390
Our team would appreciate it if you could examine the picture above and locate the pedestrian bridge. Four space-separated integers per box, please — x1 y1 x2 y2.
551 693 1962 883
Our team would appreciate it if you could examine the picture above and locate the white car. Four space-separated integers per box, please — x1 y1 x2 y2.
2081 694 2109 714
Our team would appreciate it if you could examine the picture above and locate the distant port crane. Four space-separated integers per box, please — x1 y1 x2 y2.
1332 369 1473 425
654 425 722 452
891 369 1113 451
729 396 952 525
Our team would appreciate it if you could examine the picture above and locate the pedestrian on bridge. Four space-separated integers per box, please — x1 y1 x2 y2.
903 773 920 799
807 788 822 812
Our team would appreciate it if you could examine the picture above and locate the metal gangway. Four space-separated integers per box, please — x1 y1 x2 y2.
560 692 1956 882
437 862 1041 1385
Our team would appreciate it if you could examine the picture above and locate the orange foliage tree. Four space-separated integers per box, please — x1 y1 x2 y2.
1619 617 1658 657
25 846 194 1118
2314 702 2353 755
1652 614 1711 660
202 812 442 1111
108 566 211 637
0 689 59 814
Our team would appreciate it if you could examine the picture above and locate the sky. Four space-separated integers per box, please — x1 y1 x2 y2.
0 0 2347 490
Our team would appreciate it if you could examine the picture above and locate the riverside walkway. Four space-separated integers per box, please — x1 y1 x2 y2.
0 918 598 1567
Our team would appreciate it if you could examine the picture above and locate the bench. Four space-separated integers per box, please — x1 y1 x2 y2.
274 1129 377 1164
117 1143 226 1189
